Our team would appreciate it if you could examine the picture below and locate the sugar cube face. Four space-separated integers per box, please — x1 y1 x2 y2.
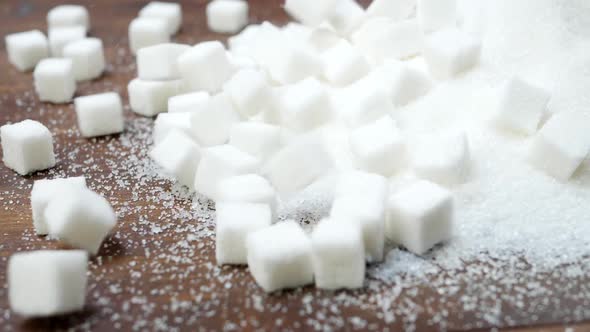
150 130 201 188
284 0 338 26
139 1 182 35
311 219 365 289
350 116 406 176
217 174 278 222
229 122 282 162
31 177 87 235
278 78 331 132
386 180 453 255
128 17 171 54
321 41 370 86
417 0 456 32
246 221 313 292
194 145 260 200
423 28 481 80
189 93 240 146
74 92 124 137
267 46 323 85
216 202 272 265
223 68 271 118
492 77 551 135
177 41 234 93
9 250 88 317
128 78 183 116
47 5 90 31
62 38 105 81
339 78 394 127
413 132 470 186
528 112 590 181
307 25 342 52
382 19 424 60
168 91 210 113
48 26 86 57
207 0 249 34
153 112 192 144
0 120 56 175
45 188 117 254
137 43 190 80
34 58 76 103
328 0 365 36
367 0 415 21
388 63 432 107
5 30 49 71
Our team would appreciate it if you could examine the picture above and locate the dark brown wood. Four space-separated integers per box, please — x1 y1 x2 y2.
0 1 589 331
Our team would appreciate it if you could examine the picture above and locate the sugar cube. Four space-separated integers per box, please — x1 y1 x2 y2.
168 91 210 113
137 43 190 80
338 78 393 127
47 5 90 32
150 130 201 188
417 0 456 32
217 174 278 221
5 30 49 71
206 0 249 34
139 1 182 35
383 19 424 60
153 112 192 143
128 17 170 54
246 220 313 292
189 93 240 146
127 78 183 116
386 180 453 255
307 24 342 52
321 40 370 86
0 120 56 175
413 132 470 186
266 46 323 85
311 219 365 289
423 28 481 80
45 188 117 254
223 68 271 118
33 58 76 103
528 111 590 181
31 177 87 235
8 250 87 317
216 202 272 265
62 38 105 81
74 92 124 138
194 145 260 200
284 0 338 26
367 0 415 21
229 122 282 162
277 78 331 132
177 41 234 93
349 116 406 176
328 0 365 36
387 63 432 107
48 26 85 57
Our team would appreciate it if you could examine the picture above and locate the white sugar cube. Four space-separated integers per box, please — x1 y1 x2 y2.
321 41 370 86
307 24 342 52
386 180 453 255
137 43 190 80
387 63 432 107
423 28 481 80
33 58 76 103
177 41 234 93
350 116 406 176
311 219 365 289
216 202 272 265
217 174 278 221
229 122 282 162
128 17 170 55
328 0 365 36
227 52 258 71
352 18 423 63
528 112 590 181
417 0 456 32
45 188 117 254
74 92 124 138
246 220 313 292
223 68 271 118
339 78 393 127
367 0 415 21
150 130 201 188
139 1 182 35
47 5 90 32
168 91 210 113
492 77 551 135
48 26 85 57
127 78 183 116
0 120 56 175
352 18 393 63
413 132 470 186
284 0 338 26
206 0 249 34
8 250 87 317
5 30 49 71
31 177 87 235
267 46 322 84
189 93 240 146
194 145 260 200
277 78 331 132
153 112 192 143
62 38 105 82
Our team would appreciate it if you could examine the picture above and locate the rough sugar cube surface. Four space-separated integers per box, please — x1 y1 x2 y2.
31 177 87 235
149 130 201 189
312 219 365 289
177 41 234 93
207 0 249 34
386 180 453 255
216 202 272 265
9 250 88 317
338 78 393 127
417 0 456 32
223 68 271 118
5 30 49 71
413 132 470 186
367 0 415 21
217 174 278 221
63 37 105 81
34 58 76 103
0 120 56 175
137 43 190 80
139 1 182 35
229 122 282 162
74 92 124 138
128 78 183 117
387 63 433 107
423 28 481 80
246 220 313 292
190 93 240 146
129 17 170 54
321 40 370 86
168 91 210 113
278 78 332 132
267 46 323 85
48 26 86 57
284 0 338 26
153 112 192 144
328 0 365 36
47 5 90 31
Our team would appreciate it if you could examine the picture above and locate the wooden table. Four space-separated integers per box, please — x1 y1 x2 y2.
0 0 589 331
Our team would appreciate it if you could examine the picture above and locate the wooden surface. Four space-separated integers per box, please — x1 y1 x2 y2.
0 0 589 331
